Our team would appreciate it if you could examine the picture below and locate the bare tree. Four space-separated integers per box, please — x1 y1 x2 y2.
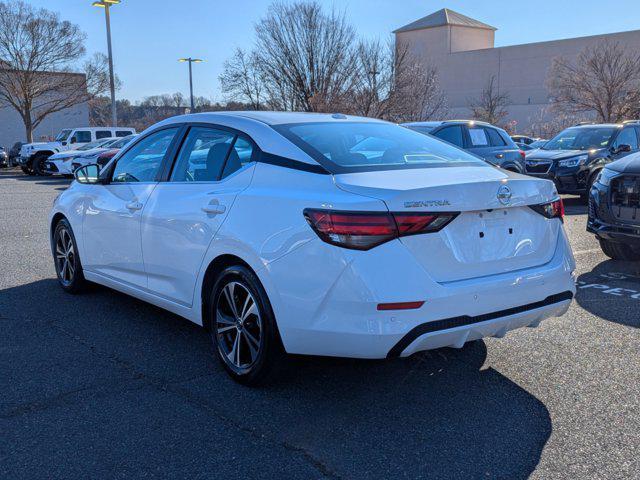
350 40 447 122
253 1 357 112
469 75 510 125
547 41 640 123
0 1 94 142
85 53 121 126
219 48 264 110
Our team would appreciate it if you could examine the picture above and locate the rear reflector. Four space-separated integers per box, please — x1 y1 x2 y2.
304 209 458 250
529 198 564 221
377 301 425 311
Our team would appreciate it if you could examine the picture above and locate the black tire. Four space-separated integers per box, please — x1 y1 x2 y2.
598 238 640 261
52 218 87 293
33 153 51 176
21 164 34 175
208 265 285 386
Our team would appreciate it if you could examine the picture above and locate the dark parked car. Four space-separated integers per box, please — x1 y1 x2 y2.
0 147 8 168
404 120 525 172
8 142 24 167
523 123 640 200
587 154 640 260
511 134 539 145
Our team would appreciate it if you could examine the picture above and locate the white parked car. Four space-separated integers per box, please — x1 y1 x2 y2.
46 138 120 176
50 112 576 385
19 126 136 175
69 135 138 172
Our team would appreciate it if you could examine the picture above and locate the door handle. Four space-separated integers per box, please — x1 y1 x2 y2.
126 201 143 211
495 153 504 159
202 202 226 215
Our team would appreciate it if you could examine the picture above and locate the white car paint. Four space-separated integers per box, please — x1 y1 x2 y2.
47 138 119 175
50 112 576 359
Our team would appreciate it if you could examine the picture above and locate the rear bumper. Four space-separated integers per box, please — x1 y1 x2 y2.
268 227 576 359
387 291 572 357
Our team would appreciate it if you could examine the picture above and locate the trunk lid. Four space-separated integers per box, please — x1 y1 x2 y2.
334 167 561 283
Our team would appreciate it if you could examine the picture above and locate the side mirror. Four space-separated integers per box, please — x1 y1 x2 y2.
74 164 101 184
70 136 77 144
615 144 632 153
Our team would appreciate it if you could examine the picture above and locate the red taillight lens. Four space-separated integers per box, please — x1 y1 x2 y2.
304 209 457 250
519 150 526 160
529 198 564 221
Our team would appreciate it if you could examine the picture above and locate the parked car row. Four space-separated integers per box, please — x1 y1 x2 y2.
17 126 136 175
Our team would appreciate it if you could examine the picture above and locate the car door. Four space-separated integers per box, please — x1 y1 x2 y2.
610 126 639 160
141 125 257 306
81 127 180 288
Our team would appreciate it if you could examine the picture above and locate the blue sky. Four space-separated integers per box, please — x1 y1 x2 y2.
28 0 640 103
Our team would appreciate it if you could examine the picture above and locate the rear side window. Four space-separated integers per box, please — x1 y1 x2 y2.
170 127 235 182
468 127 489 147
95 130 112 139
116 130 132 137
486 128 506 146
221 137 254 179
433 126 464 147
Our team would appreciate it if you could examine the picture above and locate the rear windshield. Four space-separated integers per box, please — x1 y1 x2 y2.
543 127 616 151
273 122 488 173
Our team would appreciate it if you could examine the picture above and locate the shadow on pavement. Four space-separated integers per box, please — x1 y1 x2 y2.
575 259 640 328
562 196 587 216
1 278 552 479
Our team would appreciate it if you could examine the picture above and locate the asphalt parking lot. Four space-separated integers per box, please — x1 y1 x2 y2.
1 169 638 480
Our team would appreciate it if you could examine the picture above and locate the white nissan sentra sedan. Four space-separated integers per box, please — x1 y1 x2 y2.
49 112 576 385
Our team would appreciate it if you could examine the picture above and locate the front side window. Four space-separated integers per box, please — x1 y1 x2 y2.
112 128 179 183
544 127 616 151
55 129 72 142
612 127 638 150
432 125 465 148
171 127 235 182
275 122 485 173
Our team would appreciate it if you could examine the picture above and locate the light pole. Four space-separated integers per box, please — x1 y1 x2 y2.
178 58 203 111
92 0 120 126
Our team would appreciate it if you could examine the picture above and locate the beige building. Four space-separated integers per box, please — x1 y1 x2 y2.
394 8 640 132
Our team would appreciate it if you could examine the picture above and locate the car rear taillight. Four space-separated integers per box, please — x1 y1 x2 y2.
304 209 457 250
529 198 564 221
519 150 526 160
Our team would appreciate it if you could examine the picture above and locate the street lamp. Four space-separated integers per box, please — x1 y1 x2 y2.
178 58 204 111
92 0 120 127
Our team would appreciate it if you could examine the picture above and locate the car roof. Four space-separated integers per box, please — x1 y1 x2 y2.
152 111 390 167
571 123 621 129
403 119 495 128
170 111 387 126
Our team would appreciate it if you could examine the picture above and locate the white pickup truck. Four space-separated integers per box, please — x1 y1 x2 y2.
18 126 136 175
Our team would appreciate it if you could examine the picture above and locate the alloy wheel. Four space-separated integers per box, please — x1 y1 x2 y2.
216 281 263 372
55 227 76 285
